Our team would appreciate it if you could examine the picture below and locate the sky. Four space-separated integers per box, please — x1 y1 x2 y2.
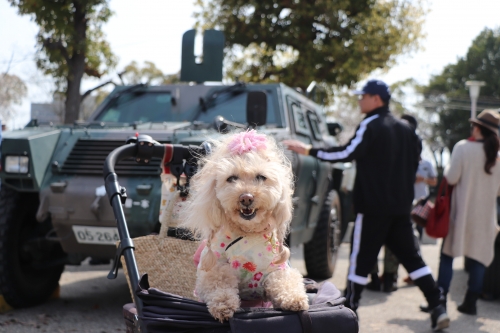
1 0 499 129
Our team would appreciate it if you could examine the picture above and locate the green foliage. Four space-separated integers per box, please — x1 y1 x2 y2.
195 0 426 90
122 61 180 85
422 28 500 152
10 0 116 88
9 0 117 123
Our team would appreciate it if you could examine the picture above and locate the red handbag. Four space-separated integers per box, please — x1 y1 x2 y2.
426 178 453 238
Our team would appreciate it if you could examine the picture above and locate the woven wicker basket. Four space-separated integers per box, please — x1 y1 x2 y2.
121 174 200 300
121 235 200 300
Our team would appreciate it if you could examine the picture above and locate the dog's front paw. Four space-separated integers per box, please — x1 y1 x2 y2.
207 291 240 322
276 294 309 312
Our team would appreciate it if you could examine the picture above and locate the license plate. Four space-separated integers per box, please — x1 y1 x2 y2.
72 226 120 245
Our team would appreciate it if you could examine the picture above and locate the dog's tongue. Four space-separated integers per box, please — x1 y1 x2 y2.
242 208 253 215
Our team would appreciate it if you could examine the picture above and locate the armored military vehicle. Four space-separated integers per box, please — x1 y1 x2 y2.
0 30 349 308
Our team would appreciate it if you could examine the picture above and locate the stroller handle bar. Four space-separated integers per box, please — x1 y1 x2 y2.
104 134 212 200
104 135 167 179
104 134 211 187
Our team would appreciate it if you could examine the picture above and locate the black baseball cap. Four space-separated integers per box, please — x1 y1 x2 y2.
352 79 391 102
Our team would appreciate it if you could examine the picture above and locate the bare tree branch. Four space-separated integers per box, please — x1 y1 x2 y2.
2 51 15 78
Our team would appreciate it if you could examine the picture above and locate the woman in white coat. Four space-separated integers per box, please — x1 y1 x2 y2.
437 109 500 315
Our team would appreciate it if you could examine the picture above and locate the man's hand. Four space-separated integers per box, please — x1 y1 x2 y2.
282 140 312 155
415 175 425 183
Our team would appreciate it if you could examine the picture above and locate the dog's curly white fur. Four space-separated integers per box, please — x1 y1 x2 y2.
181 131 309 322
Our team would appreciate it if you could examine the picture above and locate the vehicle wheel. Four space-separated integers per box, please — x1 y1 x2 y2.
304 190 342 280
0 186 65 308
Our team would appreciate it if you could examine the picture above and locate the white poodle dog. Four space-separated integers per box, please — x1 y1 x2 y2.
181 130 309 322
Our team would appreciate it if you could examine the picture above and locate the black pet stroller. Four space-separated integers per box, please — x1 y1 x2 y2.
103 135 359 333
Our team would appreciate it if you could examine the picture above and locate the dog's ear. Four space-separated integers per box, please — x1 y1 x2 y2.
202 180 226 231
180 167 225 240
271 174 293 244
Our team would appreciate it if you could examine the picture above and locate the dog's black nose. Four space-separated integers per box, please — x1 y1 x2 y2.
239 193 254 207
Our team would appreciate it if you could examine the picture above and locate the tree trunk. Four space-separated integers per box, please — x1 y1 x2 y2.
65 76 82 124
64 1 87 124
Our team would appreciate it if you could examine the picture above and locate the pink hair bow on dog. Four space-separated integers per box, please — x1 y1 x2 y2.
228 130 267 155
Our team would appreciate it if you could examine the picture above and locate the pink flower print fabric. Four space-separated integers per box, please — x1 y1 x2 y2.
197 228 286 301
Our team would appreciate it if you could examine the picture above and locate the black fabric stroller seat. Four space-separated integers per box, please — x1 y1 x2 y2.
123 274 358 333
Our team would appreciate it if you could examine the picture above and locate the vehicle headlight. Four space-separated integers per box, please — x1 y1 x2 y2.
5 156 29 174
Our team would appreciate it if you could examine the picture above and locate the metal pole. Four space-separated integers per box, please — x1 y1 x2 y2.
466 81 485 119
471 97 477 119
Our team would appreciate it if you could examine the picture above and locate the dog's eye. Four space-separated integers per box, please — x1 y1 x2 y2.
256 174 267 182
227 175 238 183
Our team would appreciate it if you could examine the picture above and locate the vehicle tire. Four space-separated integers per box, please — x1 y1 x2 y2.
0 186 65 308
304 190 342 280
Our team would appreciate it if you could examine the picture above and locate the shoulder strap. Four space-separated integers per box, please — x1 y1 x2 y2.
225 236 244 251
438 178 448 197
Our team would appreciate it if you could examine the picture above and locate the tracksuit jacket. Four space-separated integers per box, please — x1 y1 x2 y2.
309 106 420 216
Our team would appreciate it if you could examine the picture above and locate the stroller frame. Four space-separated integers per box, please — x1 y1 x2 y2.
103 134 205 332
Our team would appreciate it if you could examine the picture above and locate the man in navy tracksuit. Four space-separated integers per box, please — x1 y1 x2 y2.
283 80 449 331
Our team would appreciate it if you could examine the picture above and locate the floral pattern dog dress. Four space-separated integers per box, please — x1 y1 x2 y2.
197 228 287 301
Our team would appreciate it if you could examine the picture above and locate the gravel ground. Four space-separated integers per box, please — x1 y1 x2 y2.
1 239 499 332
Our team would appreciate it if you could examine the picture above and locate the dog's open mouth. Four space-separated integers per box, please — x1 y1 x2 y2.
239 208 257 220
